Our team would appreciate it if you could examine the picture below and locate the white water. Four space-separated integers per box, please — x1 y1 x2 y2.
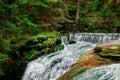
22 42 95 80
70 33 120 43
22 33 120 80
73 64 120 80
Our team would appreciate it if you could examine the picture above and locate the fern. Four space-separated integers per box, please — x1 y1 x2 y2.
22 14 37 27
46 0 58 3
0 0 5 12
88 0 99 11
20 0 48 8
0 53 9 62
80 17 90 23
20 0 58 8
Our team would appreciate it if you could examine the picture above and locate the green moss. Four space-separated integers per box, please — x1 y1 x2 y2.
100 47 120 60
30 31 60 39
0 31 61 79
68 39 76 44
68 67 86 80
96 42 103 47
102 49 114 54
115 51 120 54
96 40 110 47
43 38 56 46
54 44 64 51
58 66 86 80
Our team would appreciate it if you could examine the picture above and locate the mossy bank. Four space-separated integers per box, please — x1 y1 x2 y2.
0 31 61 80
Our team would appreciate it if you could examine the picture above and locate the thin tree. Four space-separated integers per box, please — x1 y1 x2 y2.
84 0 88 11
76 0 80 24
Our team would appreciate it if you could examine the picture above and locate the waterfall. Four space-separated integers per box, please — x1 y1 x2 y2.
61 36 68 45
72 64 120 80
22 42 95 80
22 33 120 80
70 33 120 43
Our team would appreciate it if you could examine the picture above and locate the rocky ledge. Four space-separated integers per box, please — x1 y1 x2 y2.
57 40 120 80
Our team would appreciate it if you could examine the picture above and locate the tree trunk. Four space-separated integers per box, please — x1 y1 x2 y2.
84 0 88 11
76 0 80 23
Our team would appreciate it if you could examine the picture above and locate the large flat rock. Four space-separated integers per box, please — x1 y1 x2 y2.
97 40 120 47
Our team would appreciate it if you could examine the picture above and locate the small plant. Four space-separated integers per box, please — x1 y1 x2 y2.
94 47 102 53
88 1 99 11
88 25 95 30
24 49 38 60
80 17 90 23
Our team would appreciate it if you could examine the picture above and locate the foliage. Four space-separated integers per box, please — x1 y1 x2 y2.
88 25 96 30
0 53 9 62
0 53 9 77
20 0 47 7
113 17 120 27
0 0 5 12
24 49 38 60
20 0 57 8
0 0 120 79
80 17 90 23
98 10 116 19
16 14 39 34
21 14 37 27
0 35 11 53
88 0 100 11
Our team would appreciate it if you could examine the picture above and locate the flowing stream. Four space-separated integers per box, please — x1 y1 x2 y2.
72 64 120 80
22 33 120 80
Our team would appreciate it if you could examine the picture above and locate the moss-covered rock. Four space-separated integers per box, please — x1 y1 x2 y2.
68 39 76 44
57 66 86 80
100 46 120 58
54 44 64 51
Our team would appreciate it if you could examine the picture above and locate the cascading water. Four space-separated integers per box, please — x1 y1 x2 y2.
22 42 95 80
72 64 120 80
70 33 120 43
22 33 120 80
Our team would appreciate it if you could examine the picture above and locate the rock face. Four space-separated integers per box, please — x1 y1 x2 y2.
97 40 120 47
100 46 120 58
57 40 120 80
